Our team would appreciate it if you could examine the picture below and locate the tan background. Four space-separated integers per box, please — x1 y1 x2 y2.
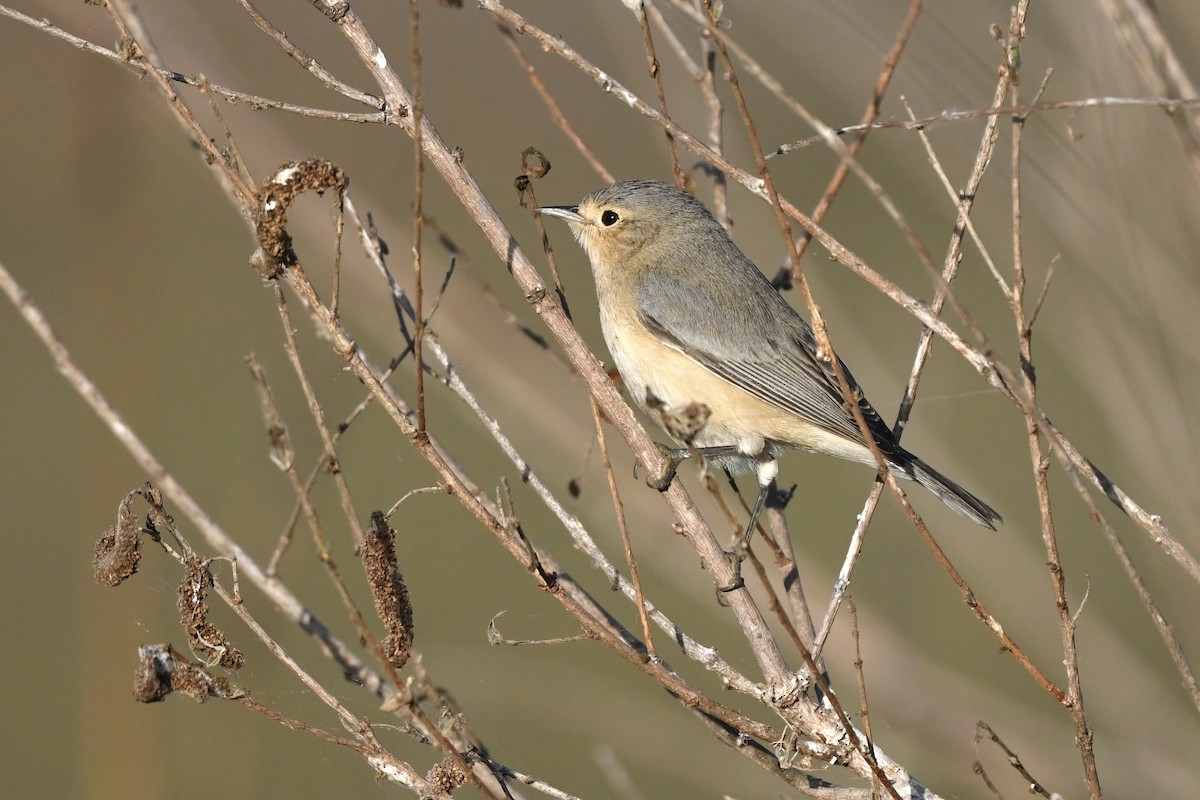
2 1 1198 797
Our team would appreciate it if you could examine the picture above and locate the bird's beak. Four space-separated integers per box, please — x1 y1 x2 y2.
538 205 585 225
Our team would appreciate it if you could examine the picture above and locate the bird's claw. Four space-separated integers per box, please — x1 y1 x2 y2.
641 442 681 492
716 545 747 594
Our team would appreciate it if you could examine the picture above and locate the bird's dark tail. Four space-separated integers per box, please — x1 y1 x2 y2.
896 450 1001 530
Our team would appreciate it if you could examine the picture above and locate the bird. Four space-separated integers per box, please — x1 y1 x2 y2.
539 179 1000 547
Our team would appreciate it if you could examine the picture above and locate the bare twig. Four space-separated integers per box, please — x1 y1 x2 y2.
771 96 1200 156
1059 451 1200 716
237 0 385 108
793 0 925 264
1005 5 1101 790
496 24 614 183
0 5 387 122
847 598 879 798
411 0 428 434
1098 0 1200 176
817 0 1025 656
274 286 366 546
589 398 657 659
630 1 687 189
974 721 1055 798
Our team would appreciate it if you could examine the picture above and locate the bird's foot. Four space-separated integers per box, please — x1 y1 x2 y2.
715 544 747 595
640 442 684 492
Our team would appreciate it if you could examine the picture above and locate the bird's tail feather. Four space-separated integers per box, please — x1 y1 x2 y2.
898 452 1001 530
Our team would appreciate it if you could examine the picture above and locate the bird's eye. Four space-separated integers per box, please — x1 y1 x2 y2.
601 210 620 226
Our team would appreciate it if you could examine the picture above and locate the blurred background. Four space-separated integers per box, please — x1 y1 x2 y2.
2 1 1198 797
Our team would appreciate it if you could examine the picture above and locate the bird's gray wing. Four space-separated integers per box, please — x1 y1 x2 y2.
636 267 897 451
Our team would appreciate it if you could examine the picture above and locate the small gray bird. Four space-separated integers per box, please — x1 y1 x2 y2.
540 179 1000 541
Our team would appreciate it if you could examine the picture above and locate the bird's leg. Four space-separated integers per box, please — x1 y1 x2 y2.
741 460 778 549
741 479 772 551
717 459 778 593
637 443 775 595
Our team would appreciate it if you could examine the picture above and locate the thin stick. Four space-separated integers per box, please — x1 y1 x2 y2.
237 0 385 107
275 286 366 546
689 2 729 230
793 0 924 264
496 24 614 183
411 0 427 434
974 721 1056 798
1 4 387 121
215 580 450 798
589 399 656 659
1006 7 1101 789
764 504 819 667
273 286 418 701
633 2 687 189
846 598 879 798
1059 452 1200 715
815 4 1024 656
771 96 1200 155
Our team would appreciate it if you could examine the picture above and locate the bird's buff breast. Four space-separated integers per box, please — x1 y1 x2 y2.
600 308 812 461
